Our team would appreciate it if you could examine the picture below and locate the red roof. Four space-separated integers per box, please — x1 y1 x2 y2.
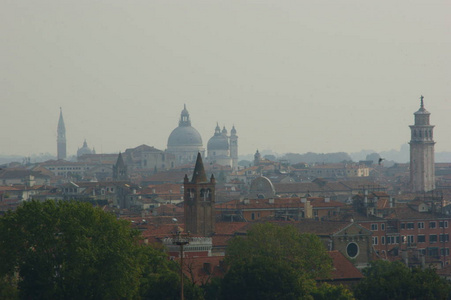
327 250 363 280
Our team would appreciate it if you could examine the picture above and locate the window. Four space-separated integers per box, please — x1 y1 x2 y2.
441 248 450 256
407 223 414 230
371 224 378 231
396 236 400 243
418 222 425 229
401 223 406 229
381 236 385 245
418 235 426 243
428 247 439 257
347 243 359 258
430 235 438 243
251 213 255 220
381 223 385 231
418 249 426 256
387 236 396 244
407 235 415 244
439 221 448 228
439 234 449 242
429 222 437 229
372 236 378 245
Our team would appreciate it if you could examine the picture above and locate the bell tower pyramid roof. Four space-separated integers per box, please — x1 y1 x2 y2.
191 153 207 183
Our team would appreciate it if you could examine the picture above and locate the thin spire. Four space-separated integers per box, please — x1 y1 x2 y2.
420 95 424 108
57 108 66 134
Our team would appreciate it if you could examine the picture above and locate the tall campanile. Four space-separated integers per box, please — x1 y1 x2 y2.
409 96 435 192
57 108 67 160
184 153 216 236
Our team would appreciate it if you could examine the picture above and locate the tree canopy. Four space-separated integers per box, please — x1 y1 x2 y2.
354 260 451 300
226 222 332 278
219 222 337 300
0 200 144 299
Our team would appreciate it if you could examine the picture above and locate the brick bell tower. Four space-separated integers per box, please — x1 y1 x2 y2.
184 153 216 236
409 95 435 192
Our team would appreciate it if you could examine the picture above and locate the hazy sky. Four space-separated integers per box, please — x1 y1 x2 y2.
1 0 450 157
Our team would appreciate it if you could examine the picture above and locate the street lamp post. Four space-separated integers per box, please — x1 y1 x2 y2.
173 231 190 300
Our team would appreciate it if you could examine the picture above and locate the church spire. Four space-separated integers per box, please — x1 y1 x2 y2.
191 152 207 183
57 108 67 160
58 107 66 134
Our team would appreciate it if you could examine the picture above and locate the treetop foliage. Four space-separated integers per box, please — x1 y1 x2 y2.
354 260 451 300
226 222 332 279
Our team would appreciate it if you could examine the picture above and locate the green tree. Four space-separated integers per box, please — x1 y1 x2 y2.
226 223 332 278
139 245 204 300
0 200 143 300
312 283 354 300
354 260 451 300
220 222 333 300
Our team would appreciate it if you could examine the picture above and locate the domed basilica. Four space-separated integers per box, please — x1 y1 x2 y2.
166 105 238 169
207 124 238 169
167 105 205 166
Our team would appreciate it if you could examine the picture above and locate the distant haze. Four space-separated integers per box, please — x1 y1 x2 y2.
1 1 450 157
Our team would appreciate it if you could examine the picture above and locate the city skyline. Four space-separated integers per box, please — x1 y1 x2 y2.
1 1 450 157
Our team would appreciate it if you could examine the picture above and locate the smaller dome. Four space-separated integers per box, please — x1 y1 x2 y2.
77 140 94 157
208 126 229 150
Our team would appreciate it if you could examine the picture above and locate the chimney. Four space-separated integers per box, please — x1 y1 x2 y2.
269 198 274 204
325 197 330 203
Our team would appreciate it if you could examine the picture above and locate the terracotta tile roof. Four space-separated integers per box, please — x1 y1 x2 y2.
386 204 445 220
214 222 248 235
143 183 183 194
212 235 233 247
216 197 344 210
141 224 185 239
235 220 351 236
0 186 20 191
327 250 363 280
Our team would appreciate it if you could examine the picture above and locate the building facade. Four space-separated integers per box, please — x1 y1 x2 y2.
409 96 435 192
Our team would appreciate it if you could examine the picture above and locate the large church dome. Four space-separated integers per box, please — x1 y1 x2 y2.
207 124 229 150
166 105 205 166
167 105 203 147
168 126 203 147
